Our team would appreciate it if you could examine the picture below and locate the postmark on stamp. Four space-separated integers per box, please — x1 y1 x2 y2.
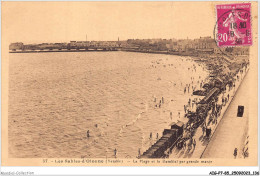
215 3 252 47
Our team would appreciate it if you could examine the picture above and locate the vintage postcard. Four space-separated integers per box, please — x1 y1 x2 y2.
1 1 259 169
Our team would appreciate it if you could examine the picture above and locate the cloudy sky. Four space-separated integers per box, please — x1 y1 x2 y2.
3 1 217 44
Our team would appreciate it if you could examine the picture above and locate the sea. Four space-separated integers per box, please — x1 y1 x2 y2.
8 51 209 158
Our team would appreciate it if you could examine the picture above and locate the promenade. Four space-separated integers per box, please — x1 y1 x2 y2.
169 66 248 159
202 70 249 159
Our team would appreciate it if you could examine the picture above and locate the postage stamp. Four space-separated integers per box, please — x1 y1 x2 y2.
216 3 252 47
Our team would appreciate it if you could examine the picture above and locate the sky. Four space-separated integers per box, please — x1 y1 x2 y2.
2 1 217 44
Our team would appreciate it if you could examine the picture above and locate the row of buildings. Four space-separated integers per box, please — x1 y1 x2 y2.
9 36 249 55
123 36 249 55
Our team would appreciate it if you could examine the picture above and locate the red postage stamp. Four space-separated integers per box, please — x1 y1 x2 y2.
216 3 252 47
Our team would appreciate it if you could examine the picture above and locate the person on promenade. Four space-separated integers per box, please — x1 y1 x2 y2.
193 139 196 149
183 141 186 151
234 148 238 159
202 126 205 136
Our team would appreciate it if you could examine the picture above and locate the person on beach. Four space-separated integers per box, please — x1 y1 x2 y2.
234 148 238 159
150 132 152 139
178 112 180 118
157 133 159 139
138 148 141 157
162 97 164 104
170 112 172 119
114 148 117 158
87 130 90 138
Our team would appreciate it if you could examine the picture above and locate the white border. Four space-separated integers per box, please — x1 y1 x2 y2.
1 0 259 175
